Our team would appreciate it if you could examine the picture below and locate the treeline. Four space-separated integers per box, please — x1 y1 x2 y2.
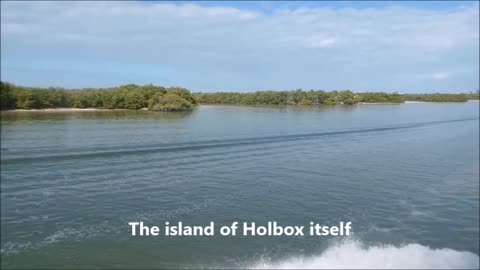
0 82 196 111
195 90 479 105
1 82 478 110
194 90 405 105
404 93 479 102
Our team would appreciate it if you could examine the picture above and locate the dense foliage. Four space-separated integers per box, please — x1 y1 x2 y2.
404 93 479 102
0 82 196 111
194 90 406 105
195 90 479 105
1 82 478 110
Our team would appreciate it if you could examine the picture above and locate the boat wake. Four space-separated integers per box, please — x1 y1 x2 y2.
248 240 479 269
2 117 478 165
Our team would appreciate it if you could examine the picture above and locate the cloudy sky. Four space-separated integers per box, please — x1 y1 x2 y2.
1 1 479 93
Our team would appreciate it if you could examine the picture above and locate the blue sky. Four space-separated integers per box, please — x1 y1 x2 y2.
1 1 479 93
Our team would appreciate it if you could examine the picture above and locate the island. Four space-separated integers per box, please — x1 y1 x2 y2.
0 81 478 111
0 82 197 112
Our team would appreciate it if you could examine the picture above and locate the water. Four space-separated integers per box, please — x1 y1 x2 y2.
1 103 479 269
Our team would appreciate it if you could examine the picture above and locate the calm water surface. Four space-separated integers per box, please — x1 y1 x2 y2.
1 103 479 268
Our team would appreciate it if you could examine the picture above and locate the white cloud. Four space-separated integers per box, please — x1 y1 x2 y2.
303 34 337 48
0 1 478 92
2 2 477 51
431 72 450 80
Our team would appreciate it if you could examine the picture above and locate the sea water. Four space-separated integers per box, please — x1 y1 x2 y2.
1 102 479 268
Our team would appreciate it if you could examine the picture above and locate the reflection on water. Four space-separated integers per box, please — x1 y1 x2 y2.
1 109 194 123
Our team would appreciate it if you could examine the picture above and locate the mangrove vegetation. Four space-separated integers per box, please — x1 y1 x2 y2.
1 81 478 110
0 82 196 111
194 90 479 105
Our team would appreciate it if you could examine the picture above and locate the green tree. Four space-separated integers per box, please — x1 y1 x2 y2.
149 93 194 111
124 91 145 109
167 87 197 105
15 90 35 109
0 82 16 109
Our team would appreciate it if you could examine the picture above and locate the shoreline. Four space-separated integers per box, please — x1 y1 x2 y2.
3 108 137 112
2 100 478 112
405 100 479 104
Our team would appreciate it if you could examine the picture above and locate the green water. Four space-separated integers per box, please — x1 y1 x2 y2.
1 103 479 268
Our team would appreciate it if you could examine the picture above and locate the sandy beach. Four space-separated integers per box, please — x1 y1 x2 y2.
359 102 403 105
405 100 479 104
404 101 428 104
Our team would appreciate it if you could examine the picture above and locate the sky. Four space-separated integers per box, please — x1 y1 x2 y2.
1 1 479 93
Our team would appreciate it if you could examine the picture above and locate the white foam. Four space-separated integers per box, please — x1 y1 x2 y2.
250 240 479 269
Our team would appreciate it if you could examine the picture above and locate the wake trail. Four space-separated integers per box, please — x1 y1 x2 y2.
2 117 478 165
